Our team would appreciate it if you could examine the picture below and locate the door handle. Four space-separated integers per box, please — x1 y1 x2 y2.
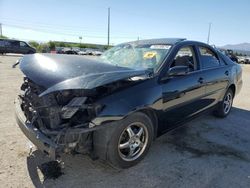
225 71 229 76
198 77 204 84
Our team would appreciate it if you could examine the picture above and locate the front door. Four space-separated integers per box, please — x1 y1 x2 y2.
158 45 206 133
20 41 29 54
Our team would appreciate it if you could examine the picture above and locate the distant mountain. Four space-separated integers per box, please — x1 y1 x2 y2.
220 43 250 56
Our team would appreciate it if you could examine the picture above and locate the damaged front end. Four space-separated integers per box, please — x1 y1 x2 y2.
15 54 150 160
16 78 110 159
15 77 144 160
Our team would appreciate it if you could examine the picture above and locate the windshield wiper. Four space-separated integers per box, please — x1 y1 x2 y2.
145 68 154 77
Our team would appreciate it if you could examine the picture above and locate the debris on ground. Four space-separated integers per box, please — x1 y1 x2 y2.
39 161 64 180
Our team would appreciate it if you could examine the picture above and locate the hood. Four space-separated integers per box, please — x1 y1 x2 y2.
20 54 148 96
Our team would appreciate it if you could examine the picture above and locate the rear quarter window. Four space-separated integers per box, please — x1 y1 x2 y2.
198 46 220 69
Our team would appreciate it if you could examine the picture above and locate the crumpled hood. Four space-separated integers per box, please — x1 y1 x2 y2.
20 54 148 96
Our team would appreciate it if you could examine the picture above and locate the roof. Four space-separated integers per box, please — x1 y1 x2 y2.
0 38 25 42
126 38 186 46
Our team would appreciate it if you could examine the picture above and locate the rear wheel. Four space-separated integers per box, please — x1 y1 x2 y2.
214 89 234 118
94 112 154 168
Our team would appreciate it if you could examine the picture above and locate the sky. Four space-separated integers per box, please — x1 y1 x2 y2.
0 0 249 46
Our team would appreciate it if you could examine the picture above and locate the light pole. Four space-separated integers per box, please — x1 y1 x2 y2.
0 23 2 37
207 22 212 44
107 7 110 47
79 36 82 46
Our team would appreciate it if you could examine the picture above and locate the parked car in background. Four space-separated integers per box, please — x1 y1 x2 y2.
238 56 250 64
61 48 78 55
84 49 95 55
15 38 242 168
245 57 250 64
84 48 103 56
92 50 103 56
55 47 64 54
0 39 36 54
78 50 88 55
219 49 238 63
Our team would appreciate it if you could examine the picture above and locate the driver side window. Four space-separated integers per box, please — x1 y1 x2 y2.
170 46 197 72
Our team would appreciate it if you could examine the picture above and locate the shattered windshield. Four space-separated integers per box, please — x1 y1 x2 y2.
100 43 171 70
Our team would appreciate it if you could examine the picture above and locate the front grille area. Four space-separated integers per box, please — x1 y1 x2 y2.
19 78 62 130
18 78 95 154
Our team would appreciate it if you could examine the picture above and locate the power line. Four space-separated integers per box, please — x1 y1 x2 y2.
0 18 105 32
1 17 162 38
2 23 138 39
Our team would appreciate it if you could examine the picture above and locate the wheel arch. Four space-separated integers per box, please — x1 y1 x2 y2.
228 84 236 98
135 108 158 139
93 109 157 161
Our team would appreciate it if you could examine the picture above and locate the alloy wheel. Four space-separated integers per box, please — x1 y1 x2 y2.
118 122 148 161
223 92 232 114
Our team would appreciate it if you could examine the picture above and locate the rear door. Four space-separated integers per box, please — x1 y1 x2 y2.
9 41 20 53
197 45 230 108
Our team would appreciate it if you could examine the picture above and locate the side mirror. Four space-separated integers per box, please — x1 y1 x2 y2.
167 66 189 76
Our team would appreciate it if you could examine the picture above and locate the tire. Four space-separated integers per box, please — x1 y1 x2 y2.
214 88 234 118
94 112 154 168
27 51 34 54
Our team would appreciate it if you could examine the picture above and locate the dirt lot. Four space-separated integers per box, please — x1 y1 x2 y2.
0 55 250 188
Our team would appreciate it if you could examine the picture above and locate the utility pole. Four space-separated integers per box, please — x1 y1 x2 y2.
207 22 212 44
107 7 110 47
0 23 2 37
79 36 82 46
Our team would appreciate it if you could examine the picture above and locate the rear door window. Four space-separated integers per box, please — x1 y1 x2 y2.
10 41 20 47
4 41 11 47
198 46 220 69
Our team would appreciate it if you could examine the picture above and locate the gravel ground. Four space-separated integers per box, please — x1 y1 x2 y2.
0 55 250 188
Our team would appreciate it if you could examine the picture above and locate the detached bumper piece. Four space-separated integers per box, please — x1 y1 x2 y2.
15 99 58 160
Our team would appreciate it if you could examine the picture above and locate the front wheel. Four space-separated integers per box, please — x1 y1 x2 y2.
94 112 154 168
214 89 234 118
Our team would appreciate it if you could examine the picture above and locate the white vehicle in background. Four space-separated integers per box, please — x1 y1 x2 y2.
238 56 250 64
92 50 103 56
78 50 88 55
77 49 103 56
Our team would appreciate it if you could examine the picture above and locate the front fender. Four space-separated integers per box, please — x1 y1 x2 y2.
91 77 162 126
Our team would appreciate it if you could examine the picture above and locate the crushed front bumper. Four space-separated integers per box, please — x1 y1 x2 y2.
15 99 58 160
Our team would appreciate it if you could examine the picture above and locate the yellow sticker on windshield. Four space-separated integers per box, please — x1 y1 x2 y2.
143 51 157 59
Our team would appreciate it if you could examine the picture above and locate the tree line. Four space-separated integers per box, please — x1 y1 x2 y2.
0 35 110 52
28 41 110 53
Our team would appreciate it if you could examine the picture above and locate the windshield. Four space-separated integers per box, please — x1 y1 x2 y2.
100 43 171 70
